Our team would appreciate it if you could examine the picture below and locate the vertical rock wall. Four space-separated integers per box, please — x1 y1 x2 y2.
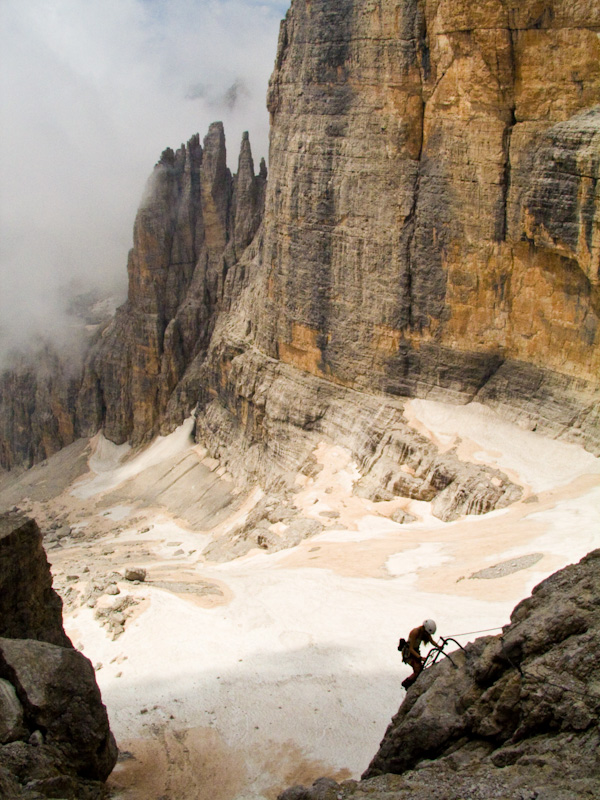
77 125 266 448
1 0 599 470
252 0 600 403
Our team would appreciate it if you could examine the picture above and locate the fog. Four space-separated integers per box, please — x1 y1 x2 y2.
0 0 288 364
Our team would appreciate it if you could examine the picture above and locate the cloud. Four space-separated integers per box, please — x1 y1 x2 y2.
0 0 288 362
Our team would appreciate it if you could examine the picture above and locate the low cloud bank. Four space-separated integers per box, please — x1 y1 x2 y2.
0 0 287 363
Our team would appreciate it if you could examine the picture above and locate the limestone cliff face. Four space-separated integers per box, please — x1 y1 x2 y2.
236 0 600 446
0 349 81 470
1 0 599 474
189 0 600 521
77 124 266 448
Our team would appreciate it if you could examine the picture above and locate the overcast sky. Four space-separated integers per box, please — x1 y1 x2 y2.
0 0 288 360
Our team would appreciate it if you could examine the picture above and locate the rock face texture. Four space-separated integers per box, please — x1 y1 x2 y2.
1 0 599 484
0 514 71 648
195 353 522 521
0 513 117 799
224 0 600 451
187 0 600 519
78 124 267 449
279 549 600 800
0 349 82 471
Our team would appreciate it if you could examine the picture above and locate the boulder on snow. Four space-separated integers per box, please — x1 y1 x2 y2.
124 567 146 582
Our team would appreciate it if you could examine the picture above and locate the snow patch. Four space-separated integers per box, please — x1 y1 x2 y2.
73 418 195 499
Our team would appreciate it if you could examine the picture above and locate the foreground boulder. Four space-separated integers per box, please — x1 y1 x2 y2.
0 514 71 648
0 513 117 798
280 549 600 800
0 639 117 781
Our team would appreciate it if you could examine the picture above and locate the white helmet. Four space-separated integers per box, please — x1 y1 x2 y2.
423 619 437 635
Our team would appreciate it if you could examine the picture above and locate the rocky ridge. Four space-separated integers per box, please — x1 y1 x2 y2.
194 351 523 522
0 513 117 799
279 549 600 800
0 125 266 468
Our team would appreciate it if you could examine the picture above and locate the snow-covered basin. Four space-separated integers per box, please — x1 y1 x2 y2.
60 401 600 798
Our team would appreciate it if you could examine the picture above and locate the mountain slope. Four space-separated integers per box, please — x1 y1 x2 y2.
279 549 600 800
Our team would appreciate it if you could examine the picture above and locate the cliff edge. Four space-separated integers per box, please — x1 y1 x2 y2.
279 549 600 800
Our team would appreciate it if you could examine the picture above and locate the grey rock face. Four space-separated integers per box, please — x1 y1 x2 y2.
512 105 600 288
279 550 600 800
1 0 599 486
0 126 266 470
78 125 267 450
195 350 521 522
365 549 600 779
249 0 600 416
0 347 81 470
0 513 71 648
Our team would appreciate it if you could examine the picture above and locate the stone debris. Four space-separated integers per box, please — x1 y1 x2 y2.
94 595 140 639
124 567 147 582
469 554 544 580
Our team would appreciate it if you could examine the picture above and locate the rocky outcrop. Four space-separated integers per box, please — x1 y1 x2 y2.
0 514 70 648
0 513 117 798
195 348 522 521
215 0 600 456
77 124 267 449
279 549 600 800
0 639 116 781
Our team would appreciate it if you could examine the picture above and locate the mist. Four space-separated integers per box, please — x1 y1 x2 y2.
0 0 288 364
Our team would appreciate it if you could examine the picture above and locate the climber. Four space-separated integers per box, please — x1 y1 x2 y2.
398 619 439 689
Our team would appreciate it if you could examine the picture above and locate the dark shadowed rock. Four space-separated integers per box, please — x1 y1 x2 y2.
279 550 600 800
0 513 116 798
0 638 117 782
0 513 71 648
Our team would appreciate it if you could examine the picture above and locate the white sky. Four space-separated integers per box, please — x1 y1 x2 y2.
0 0 288 358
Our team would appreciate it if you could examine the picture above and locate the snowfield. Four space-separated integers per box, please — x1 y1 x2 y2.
6 399 598 800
